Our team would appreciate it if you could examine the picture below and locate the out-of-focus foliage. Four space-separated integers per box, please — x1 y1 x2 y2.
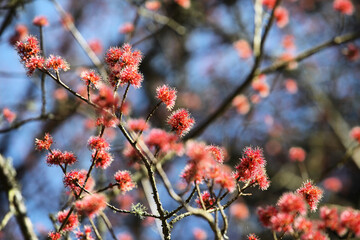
0 0 360 239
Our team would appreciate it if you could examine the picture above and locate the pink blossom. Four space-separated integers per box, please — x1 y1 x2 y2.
119 22 134 34
277 192 307 216
262 0 276 9
9 24 28 45
175 0 190 9
75 193 107 218
156 84 177 110
45 55 69 71
88 39 103 55
114 170 136 192
350 126 360 143
284 79 298 94
252 74 269 98
232 95 250 115
257 205 278 228
289 147 306 162
167 108 195 137
88 136 110 151
247 234 260 240
127 118 150 132
35 133 53 151
234 147 270 190
81 70 101 87
233 39 252 59
46 150 77 166
296 180 323 212
333 0 354 15
57 209 78 232
2 108 16 123
63 170 95 196
230 202 250 220
274 7 289 28
193 228 207 240
196 191 215 209
282 35 296 50
92 149 113 169
145 1 161 11
32 16 49 27
323 177 342 193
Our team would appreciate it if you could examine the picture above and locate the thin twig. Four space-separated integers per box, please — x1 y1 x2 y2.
89 218 103 240
136 6 186 35
0 114 55 133
118 83 130 120
50 0 108 80
195 183 206 210
38 25 47 116
166 187 196 219
185 18 360 141
184 0 281 140
135 101 162 143
99 212 117 240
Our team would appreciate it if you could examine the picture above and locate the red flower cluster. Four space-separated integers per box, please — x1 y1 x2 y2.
25 56 45 75
46 150 77 166
234 147 270 190
156 84 177 110
35 133 53 150
262 0 276 9
92 85 119 110
105 44 143 88
145 128 183 156
167 108 195 137
9 24 28 45
247 234 260 240
333 0 354 15
206 145 224 163
114 170 136 192
75 225 94 240
232 94 250 115
88 136 110 151
45 55 69 72
127 118 150 132
252 74 269 98
181 141 235 192
119 22 134 34
296 180 323 212
2 108 17 123
48 232 61 240
342 44 359 61
32 16 49 27
63 170 94 196
196 191 215 209
340 208 360 237
75 193 107 218
81 70 101 88
257 180 326 238
349 126 360 143
92 149 113 169
288 147 306 162
87 136 112 170
57 209 79 232
233 39 252 59
274 7 289 28
277 192 307 216
15 36 44 75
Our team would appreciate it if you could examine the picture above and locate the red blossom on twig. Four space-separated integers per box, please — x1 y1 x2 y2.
167 108 195 137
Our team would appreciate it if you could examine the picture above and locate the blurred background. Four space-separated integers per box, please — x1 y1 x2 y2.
0 0 360 239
